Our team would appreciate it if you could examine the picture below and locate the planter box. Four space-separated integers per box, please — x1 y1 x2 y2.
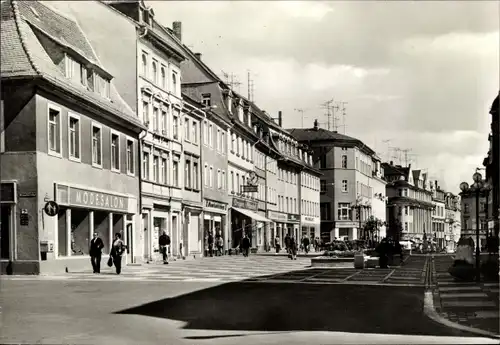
365 257 378 269
311 256 354 268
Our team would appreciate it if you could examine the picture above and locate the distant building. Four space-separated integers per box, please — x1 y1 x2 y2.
460 180 488 248
444 192 461 252
382 162 433 243
288 120 386 243
430 181 446 250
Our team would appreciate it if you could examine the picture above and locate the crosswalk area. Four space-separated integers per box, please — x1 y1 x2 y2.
5 254 430 286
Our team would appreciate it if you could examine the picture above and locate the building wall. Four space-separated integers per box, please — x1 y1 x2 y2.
461 192 488 246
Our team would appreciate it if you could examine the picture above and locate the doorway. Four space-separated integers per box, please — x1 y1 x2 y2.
1 205 11 259
142 213 149 260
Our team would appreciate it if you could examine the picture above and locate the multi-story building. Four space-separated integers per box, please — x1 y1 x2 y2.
431 181 446 250
444 192 461 252
460 178 489 248
1 1 143 274
288 120 385 242
382 162 434 243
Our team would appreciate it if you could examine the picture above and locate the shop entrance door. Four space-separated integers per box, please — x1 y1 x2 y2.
1 205 10 259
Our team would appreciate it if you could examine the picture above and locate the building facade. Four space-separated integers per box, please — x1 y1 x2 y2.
460 180 489 248
444 192 461 252
288 120 385 243
383 162 434 243
431 181 446 250
1 1 143 274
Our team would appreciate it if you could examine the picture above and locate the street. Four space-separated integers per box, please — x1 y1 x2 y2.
1 255 498 344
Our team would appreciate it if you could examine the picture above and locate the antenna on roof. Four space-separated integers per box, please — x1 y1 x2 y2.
320 98 334 130
221 70 241 92
247 70 257 102
294 108 306 128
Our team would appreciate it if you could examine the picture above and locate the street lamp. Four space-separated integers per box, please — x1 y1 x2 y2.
459 172 492 283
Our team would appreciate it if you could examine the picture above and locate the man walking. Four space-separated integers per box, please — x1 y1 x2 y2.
89 232 104 273
159 230 170 264
241 234 251 257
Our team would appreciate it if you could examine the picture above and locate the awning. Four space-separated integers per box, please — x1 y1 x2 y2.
232 207 271 222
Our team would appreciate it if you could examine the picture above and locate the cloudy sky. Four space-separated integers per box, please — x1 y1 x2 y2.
150 1 499 193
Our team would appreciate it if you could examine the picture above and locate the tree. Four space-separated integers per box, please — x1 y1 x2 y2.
363 216 384 242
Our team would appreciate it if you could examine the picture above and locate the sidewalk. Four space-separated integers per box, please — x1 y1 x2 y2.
432 255 499 335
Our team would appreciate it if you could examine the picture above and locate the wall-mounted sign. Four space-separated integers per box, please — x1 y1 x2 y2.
20 211 29 226
44 201 59 217
268 211 287 222
204 199 227 211
336 221 359 228
242 185 258 193
288 214 300 222
68 187 128 212
19 191 37 198
232 197 258 211
301 215 320 224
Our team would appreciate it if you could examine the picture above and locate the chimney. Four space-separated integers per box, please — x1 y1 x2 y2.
390 161 393 166
194 53 202 61
172 21 182 41
313 119 319 130
278 111 282 127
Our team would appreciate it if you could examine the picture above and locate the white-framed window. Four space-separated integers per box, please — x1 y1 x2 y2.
221 131 225 153
142 150 150 180
153 155 159 182
172 155 179 187
152 107 158 132
152 60 158 84
217 169 221 189
91 123 102 167
68 113 80 161
184 117 190 141
160 65 166 89
209 124 213 147
185 157 191 188
94 73 110 99
172 109 179 139
171 71 178 95
126 139 134 175
160 157 166 184
111 131 120 171
202 93 211 106
231 133 236 152
203 121 208 145
236 173 240 193
216 128 221 151
209 166 214 188
204 164 209 186
341 155 347 169
161 109 167 135
231 171 234 193
192 121 197 144
222 170 226 190
341 180 348 193
47 105 62 156
338 203 350 220
141 52 148 77
143 101 149 126
193 161 198 190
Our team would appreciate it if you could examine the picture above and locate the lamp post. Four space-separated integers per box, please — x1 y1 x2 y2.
460 172 492 283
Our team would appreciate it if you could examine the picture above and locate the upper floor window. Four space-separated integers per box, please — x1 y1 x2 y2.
192 121 198 144
172 109 179 140
209 124 213 147
48 106 61 155
152 60 158 84
221 131 225 153
92 124 102 167
111 132 120 171
172 156 179 187
68 114 80 160
341 179 348 192
143 151 150 180
94 74 110 99
172 72 178 95
160 66 166 89
320 154 326 169
320 180 326 193
209 166 214 188
341 155 347 169
202 93 211 107
338 203 351 220
126 139 134 175
141 53 148 76
184 117 190 141
203 121 208 145
216 128 221 151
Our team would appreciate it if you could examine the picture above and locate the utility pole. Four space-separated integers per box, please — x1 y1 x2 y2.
294 108 306 128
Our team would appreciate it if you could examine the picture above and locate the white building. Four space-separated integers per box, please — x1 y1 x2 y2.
371 157 387 239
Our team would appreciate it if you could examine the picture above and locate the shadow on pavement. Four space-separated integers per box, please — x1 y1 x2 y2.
115 267 477 338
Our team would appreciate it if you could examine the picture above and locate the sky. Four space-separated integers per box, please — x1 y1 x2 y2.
150 1 499 193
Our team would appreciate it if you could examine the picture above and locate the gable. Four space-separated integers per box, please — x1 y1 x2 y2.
180 57 217 84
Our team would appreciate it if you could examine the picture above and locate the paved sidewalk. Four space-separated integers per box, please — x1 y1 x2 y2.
432 255 499 335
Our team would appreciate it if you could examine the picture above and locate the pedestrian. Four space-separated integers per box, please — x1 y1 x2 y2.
159 230 170 264
289 236 297 260
376 238 389 269
274 236 281 254
314 237 320 252
208 232 214 257
302 236 310 254
216 235 224 256
284 233 291 255
110 233 127 275
241 233 251 257
89 232 104 274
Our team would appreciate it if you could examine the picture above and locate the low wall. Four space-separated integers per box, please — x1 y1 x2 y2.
311 256 354 268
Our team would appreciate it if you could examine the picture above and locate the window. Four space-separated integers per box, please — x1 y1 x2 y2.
142 151 150 180
204 164 208 186
184 117 190 141
185 158 191 188
405 222 408 232
91 125 102 166
192 121 197 144
209 124 213 147
111 132 120 171
320 203 331 220
65 55 81 84
217 129 221 151
221 131 225 153
161 110 167 135
94 74 110 99
141 53 147 76
209 167 213 188
320 180 327 193
193 162 198 190
48 106 61 154
464 204 470 213
126 140 134 174
143 101 149 126
231 134 236 152
153 155 159 182
217 169 221 189
163 155 169 184
152 60 158 84
236 173 240 193
172 156 179 187
341 180 348 192
338 203 351 220
160 66 166 89
405 206 409 215
172 111 179 139
231 171 234 192
68 115 80 160
203 121 208 145
160 157 166 184
202 93 211 106
222 171 226 190
152 107 158 132
172 72 178 94
341 155 347 169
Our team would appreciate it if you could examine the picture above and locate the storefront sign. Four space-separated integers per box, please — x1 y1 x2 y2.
336 221 359 228
69 187 128 212
288 214 300 222
0 182 16 203
268 211 287 222
204 199 227 211
232 197 258 211
301 215 320 224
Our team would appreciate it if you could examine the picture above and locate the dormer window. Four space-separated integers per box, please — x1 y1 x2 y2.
65 55 87 87
202 93 211 107
247 113 252 127
94 74 110 99
226 95 232 113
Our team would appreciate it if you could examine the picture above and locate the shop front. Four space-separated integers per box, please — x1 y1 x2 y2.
267 211 300 247
182 203 202 258
46 183 137 273
301 215 320 241
203 198 228 255
333 221 359 241
231 197 270 249
0 182 16 268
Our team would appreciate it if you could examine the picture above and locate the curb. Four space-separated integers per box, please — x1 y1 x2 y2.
423 290 500 340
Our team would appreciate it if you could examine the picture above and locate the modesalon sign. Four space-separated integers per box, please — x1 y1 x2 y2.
69 187 129 212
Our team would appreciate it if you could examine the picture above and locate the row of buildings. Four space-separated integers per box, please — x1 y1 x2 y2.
459 92 499 248
0 0 462 274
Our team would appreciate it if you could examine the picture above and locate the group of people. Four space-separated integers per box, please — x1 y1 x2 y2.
89 232 127 275
375 237 403 269
206 231 225 257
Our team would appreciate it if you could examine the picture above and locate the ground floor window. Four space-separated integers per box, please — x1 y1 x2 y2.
1 205 10 259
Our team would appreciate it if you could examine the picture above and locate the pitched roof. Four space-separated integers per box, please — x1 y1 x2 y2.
1 0 142 129
382 163 410 179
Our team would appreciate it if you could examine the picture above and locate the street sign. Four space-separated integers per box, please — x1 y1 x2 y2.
44 201 59 217
242 185 258 193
